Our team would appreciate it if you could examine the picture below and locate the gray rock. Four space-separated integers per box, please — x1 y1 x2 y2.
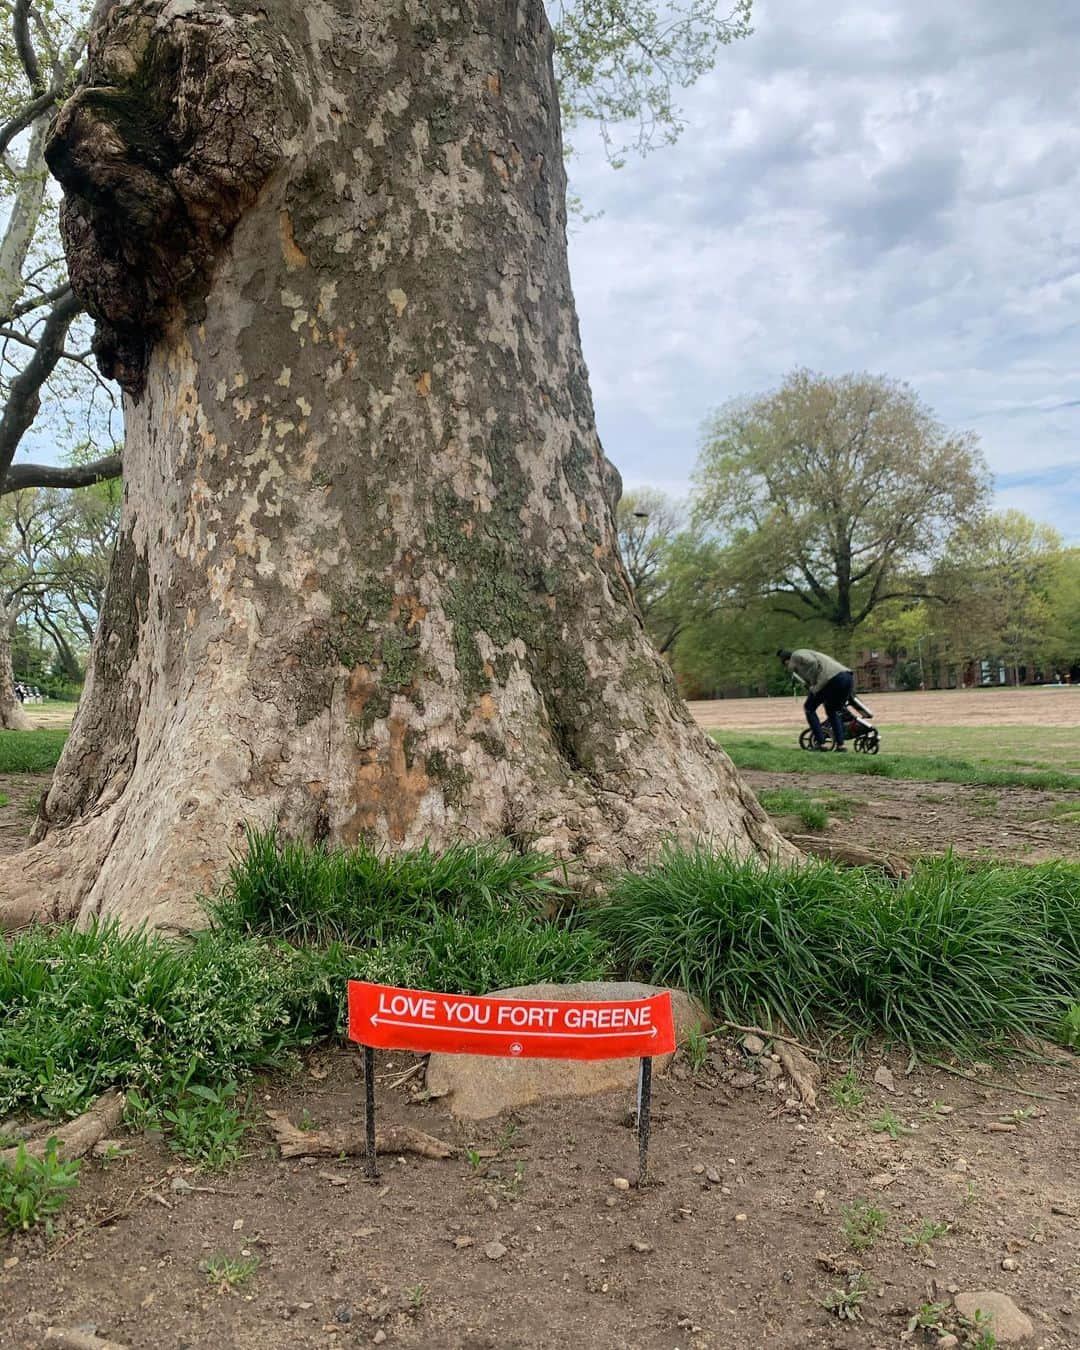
425 981 711 1120
954 1291 1034 1342
873 1065 896 1093
741 1033 766 1056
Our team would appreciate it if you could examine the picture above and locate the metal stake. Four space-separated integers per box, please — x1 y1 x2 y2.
364 1044 378 1179
636 1055 652 1186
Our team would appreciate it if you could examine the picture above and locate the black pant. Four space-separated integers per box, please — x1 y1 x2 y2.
804 670 854 746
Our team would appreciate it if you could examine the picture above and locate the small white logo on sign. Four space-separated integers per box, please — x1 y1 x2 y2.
509 1042 523 1056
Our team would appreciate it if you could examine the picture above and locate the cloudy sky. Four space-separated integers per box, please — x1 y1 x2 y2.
566 0 1080 542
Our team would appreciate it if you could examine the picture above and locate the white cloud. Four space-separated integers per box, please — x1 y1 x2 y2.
567 0 1080 542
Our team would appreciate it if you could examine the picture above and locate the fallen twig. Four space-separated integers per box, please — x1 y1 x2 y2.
380 1061 426 1090
0 1091 125 1167
266 1110 454 1160
924 1058 1064 1102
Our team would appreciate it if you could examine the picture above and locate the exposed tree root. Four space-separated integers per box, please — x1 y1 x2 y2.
777 1041 820 1109
787 834 911 878
266 1110 454 1160
0 1090 125 1166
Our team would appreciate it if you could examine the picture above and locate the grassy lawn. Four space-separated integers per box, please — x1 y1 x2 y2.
713 726 1080 792
0 729 68 774
22 701 79 730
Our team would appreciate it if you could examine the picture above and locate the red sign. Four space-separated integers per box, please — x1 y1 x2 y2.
348 982 676 1061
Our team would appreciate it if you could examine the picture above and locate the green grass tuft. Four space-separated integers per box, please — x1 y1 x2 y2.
0 729 68 774
587 848 1080 1053
208 828 610 1000
756 786 831 831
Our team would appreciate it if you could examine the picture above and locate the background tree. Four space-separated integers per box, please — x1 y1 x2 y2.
1 475 119 683
1 0 122 727
0 0 790 934
1044 549 1080 678
694 369 991 656
614 486 683 624
932 511 1064 685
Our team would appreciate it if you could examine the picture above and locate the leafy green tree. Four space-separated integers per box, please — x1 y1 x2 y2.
552 0 753 163
933 511 1065 684
694 369 990 644
1044 548 1080 673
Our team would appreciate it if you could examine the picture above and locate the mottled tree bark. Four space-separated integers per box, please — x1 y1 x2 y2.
0 0 791 933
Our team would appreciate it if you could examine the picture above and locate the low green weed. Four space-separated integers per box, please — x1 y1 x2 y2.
907 1300 949 1333
0 920 412 1120
202 1253 260 1291
819 1272 870 1321
0 1141 80 1233
841 1197 887 1252
0 792 8 808
965 1308 999 1349
162 1082 248 1170
1061 1004 1080 1049
901 1218 950 1253
826 1069 865 1112
870 1108 911 1140
682 1025 711 1075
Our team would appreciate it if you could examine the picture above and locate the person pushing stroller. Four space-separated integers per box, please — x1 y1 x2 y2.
778 648 854 751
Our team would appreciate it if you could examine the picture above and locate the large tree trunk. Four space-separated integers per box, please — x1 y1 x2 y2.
0 598 32 731
0 0 792 934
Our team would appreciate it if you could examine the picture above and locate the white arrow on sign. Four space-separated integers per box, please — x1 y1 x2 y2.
369 1015 657 1039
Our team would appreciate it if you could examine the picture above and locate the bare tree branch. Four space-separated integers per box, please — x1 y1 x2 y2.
0 87 55 160
13 0 45 95
3 279 71 326
1 453 121 496
0 287 82 485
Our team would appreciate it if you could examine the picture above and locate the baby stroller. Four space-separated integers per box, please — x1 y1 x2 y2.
798 693 880 754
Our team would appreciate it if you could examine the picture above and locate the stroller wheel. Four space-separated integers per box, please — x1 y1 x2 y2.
799 727 834 751
864 728 880 755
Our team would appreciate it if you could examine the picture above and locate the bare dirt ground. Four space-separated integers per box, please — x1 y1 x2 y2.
741 771 1080 865
0 773 43 856
690 687 1080 732
2 1043 1078 1350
